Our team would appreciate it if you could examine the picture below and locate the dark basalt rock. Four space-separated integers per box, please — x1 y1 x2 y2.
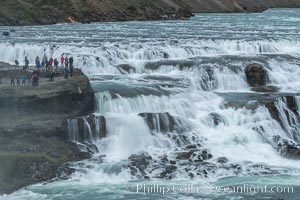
0 67 97 195
264 96 299 138
273 135 300 159
116 64 136 74
67 141 99 160
2 31 9 36
245 63 268 87
139 112 175 132
217 157 228 164
160 165 177 179
128 153 152 176
56 164 76 180
205 66 214 81
70 115 107 142
206 112 227 127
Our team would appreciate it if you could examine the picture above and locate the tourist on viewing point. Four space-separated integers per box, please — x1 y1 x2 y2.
22 74 27 86
24 56 29 70
10 77 15 87
15 60 19 68
42 54 47 67
16 77 20 87
60 54 65 67
69 57 74 77
65 56 69 68
54 58 59 69
35 56 41 68
64 66 69 79
48 57 53 68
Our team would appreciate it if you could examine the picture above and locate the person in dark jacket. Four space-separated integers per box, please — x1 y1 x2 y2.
10 77 15 87
69 57 74 77
22 74 27 86
64 67 69 79
16 77 20 86
65 57 69 68
15 60 19 68
35 56 41 68
54 58 59 69
24 56 29 70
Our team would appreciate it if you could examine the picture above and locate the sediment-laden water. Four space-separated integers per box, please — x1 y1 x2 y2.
1 8 300 200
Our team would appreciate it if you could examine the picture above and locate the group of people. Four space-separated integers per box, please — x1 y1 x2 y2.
9 54 75 87
10 75 28 87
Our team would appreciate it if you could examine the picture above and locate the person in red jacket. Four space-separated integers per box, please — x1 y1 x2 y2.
48 57 53 68
60 54 65 67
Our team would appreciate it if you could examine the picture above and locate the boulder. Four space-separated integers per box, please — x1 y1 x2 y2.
245 63 268 87
67 141 99 160
116 64 136 74
128 153 152 176
217 157 228 164
273 135 300 159
2 32 9 36
206 112 227 127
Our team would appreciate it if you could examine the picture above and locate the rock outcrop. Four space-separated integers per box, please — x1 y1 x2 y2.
0 66 97 194
245 63 268 87
139 112 175 132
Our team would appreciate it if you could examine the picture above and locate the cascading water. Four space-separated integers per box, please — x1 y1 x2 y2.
67 119 80 142
2 8 300 200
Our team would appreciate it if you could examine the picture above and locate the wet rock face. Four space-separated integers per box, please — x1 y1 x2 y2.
0 68 95 124
206 112 227 127
245 63 268 87
0 67 97 195
116 64 136 74
128 153 152 177
2 31 9 36
68 115 107 143
67 141 99 160
139 112 175 132
273 135 300 159
264 96 299 140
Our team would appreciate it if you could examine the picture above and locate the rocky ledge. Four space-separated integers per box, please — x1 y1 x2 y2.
0 64 97 194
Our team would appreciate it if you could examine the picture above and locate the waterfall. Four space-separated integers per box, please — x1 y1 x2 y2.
274 97 300 143
67 115 107 143
83 117 93 143
67 119 79 142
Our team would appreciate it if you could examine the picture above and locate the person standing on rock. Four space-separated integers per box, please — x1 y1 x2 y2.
60 54 65 67
64 67 69 79
16 77 20 86
24 56 29 70
10 77 15 87
15 60 19 68
35 56 41 68
22 74 27 86
65 57 69 68
69 57 74 67
48 57 53 68
69 57 74 77
54 58 59 69
50 70 55 82
42 54 47 68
